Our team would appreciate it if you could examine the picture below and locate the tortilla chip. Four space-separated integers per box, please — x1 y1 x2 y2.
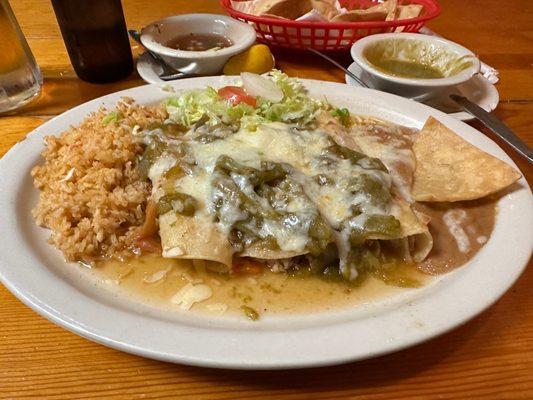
395 4 423 20
331 0 396 22
394 4 423 31
159 213 233 272
252 0 312 19
260 13 289 19
384 0 398 21
331 8 387 22
412 117 521 202
230 0 255 14
311 0 339 20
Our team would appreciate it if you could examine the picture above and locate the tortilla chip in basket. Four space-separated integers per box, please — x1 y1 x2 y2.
331 0 397 22
395 4 423 20
252 0 313 19
311 0 340 20
412 117 521 202
394 4 423 31
331 8 387 22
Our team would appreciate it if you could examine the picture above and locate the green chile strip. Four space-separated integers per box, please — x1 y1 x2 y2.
212 156 332 253
350 174 392 210
157 192 197 216
328 142 388 172
348 214 401 246
215 155 287 186
138 140 165 180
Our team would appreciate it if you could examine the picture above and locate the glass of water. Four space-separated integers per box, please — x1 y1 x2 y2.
0 0 42 113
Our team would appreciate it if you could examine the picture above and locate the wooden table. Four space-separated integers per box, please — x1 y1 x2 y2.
1 1 532 398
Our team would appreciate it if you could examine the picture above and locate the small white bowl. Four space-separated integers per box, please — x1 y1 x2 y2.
141 14 257 76
350 33 480 101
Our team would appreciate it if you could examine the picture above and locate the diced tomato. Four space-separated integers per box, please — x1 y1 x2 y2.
233 258 264 275
218 86 257 107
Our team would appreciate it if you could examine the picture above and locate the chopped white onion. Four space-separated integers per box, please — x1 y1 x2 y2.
241 72 284 103
143 267 170 284
171 283 213 310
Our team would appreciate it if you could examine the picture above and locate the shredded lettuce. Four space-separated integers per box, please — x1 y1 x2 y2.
164 70 325 131
102 111 122 125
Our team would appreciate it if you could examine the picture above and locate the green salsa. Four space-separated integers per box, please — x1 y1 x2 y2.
369 59 445 79
363 38 474 80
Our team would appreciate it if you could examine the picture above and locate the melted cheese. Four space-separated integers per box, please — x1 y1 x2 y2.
147 121 397 265
259 215 312 252
148 154 177 183
173 172 212 213
350 124 416 203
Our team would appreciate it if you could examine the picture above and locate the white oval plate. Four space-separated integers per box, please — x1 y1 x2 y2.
0 77 531 370
345 61 500 121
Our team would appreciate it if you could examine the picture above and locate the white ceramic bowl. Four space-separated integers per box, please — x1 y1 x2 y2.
350 33 481 101
140 14 257 76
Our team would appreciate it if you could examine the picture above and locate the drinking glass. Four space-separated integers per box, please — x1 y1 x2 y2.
0 0 42 113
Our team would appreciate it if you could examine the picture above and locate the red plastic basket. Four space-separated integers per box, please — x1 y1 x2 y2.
220 0 441 51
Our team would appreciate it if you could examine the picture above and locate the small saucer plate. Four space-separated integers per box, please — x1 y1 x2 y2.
345 61 499 121
136 52 169 85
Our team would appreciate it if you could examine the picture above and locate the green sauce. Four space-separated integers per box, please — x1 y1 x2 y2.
369 59 445 79
363 38 474 80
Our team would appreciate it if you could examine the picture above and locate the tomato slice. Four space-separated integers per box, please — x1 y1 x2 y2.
218 86 257 107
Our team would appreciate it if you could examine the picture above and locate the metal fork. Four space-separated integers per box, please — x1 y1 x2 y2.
307 48 369 88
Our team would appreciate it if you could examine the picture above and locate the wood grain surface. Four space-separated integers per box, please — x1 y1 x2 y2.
1 0 532 398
